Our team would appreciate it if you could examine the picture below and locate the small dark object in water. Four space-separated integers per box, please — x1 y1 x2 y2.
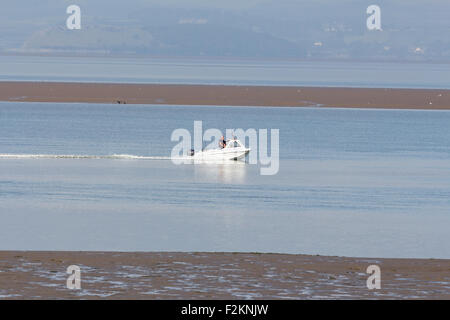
190 149 195 156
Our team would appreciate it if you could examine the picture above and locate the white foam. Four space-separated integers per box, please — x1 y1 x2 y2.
0 154 170 160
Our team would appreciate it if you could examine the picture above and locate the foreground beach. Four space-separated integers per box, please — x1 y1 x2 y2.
1 81 449 109
0 251 449 299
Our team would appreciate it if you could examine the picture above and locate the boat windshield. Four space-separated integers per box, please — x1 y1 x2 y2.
226 140 242 148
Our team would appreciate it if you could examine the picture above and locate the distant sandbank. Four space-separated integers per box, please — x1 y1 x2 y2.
0 251 449 299
0 81 449 109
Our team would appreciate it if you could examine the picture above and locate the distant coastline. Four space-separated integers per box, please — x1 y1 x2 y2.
1 81 449 110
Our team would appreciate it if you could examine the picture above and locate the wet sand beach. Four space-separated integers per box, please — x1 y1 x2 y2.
0 251 449 299
1 81 449 109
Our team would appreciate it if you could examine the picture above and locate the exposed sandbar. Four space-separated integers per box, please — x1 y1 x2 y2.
1 81 449 109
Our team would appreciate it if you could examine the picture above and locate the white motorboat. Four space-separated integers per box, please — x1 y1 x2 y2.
189 138 250 161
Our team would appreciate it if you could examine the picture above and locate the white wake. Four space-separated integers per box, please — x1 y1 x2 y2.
0 154 171 160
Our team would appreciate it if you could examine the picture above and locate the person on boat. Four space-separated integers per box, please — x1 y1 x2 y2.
219 136 226 149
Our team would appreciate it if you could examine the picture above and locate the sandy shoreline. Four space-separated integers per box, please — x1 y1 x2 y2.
0 81 449 109
0 251 449 299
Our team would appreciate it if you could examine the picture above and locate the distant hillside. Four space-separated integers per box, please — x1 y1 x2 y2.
1 0 449 61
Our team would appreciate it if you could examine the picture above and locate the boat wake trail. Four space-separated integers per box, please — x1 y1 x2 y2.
0 154 171 160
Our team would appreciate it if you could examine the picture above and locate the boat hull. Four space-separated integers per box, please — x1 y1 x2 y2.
191 148 250 161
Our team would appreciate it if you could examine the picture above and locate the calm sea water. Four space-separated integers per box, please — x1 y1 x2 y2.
1 56 450 89
1 102 450 258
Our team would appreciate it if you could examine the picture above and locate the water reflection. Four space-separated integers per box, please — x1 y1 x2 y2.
193 161 247 184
